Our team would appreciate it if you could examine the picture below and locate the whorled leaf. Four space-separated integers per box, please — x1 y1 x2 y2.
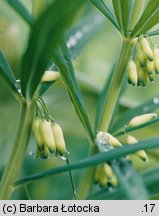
89 0 119 30
132 0 159 36
6 0 34 26
0 51 19 95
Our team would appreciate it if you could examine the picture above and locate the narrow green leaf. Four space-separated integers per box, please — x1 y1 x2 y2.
147 29 159 37
14 137 159 187
21 0 85 99
121 0 133 35
132 0 159 36
53 45 94 142
6 0 34 26
110 96 159 133
89 0 120 30
129 0 145 31
0 51 18 94
112 0 122 30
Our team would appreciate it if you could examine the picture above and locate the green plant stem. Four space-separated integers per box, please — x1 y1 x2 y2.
76 145 97 200
77 38 133 199
0 101 35 199
98 38 133 132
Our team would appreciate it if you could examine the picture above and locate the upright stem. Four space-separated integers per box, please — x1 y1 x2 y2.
77 38 133 200
99 38 133 131
0 101 35 199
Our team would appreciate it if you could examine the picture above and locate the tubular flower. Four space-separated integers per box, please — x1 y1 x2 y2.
127 60 138 86
39 120 56 155
128 113 157 128
52 122 68 157
139 37 153 61
41 70 60 82
127 36 159 87
32 118 45 152
153 47 159 74
94 163 117 188
126 135 148 162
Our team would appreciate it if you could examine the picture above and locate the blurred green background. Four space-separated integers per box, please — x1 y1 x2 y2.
0 0 159 199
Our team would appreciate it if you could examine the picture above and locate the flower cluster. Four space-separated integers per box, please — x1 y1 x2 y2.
32 119 68 159
95 112 157 188
127 36 159 87
94 163 117 188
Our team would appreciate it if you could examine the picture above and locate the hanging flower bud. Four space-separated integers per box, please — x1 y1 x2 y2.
135 150 148 162
99 167 108 187
126 135 148 162
103 163 113 180
32 119 44 151
110 174 118 187
105 132 122 148
128 113 157 128
153 47 159 74
127 135 138 144
36 146 50 160
136 44 146 67
139 37 153 61
52 122 68 157
146 60 155 75
94 165 101 183
135 61 145 86
41 70 60 82
148 72 155 82
141 69 149 87
137 66 148 87
39 120 56 154
127 60 138 86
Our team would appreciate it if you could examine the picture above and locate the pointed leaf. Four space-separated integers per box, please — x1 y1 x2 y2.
147 29 159 36
6 0 34 26
112 0 122 30
121 0 133 35
0 51 18 93
14 137 159 187
112 0 133 35
53 45 94 142
132 0 159 36
129 0 145 31
89 0 119 30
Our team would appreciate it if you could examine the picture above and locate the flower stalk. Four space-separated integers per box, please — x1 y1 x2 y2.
98 38 133 131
